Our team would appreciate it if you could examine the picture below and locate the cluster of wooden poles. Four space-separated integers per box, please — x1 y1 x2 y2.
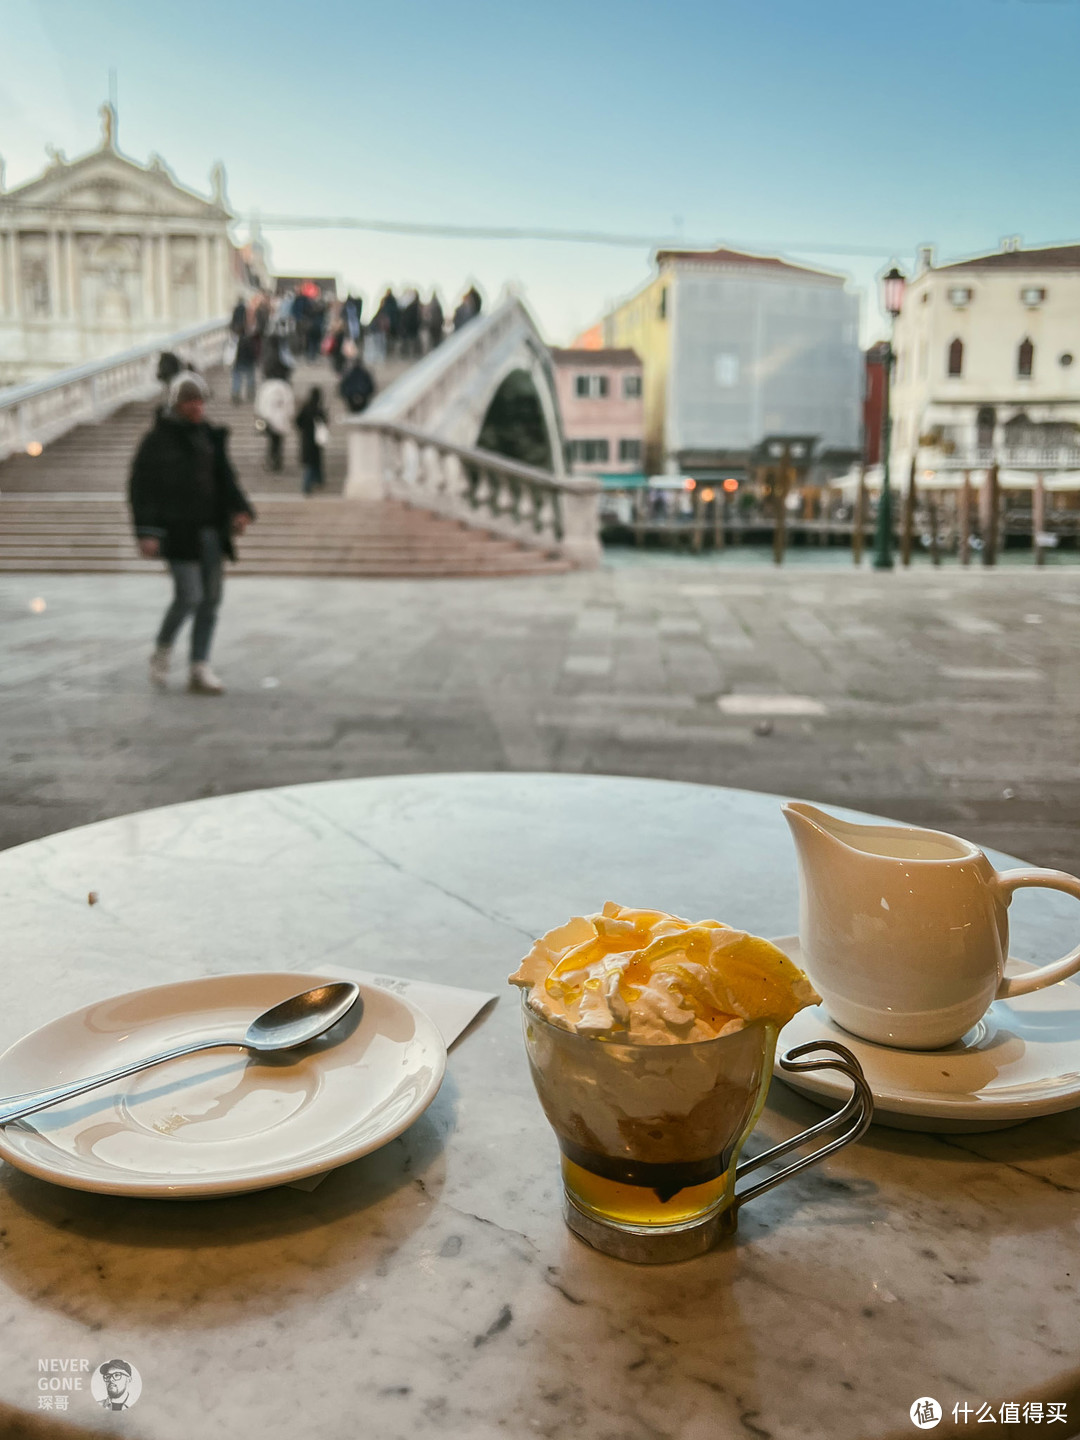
847 461 1051 569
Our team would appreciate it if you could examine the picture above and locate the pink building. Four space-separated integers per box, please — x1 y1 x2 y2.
550 347 645 478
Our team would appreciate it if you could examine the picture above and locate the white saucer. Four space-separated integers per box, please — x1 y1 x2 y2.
770 936 1080 1132
0 973 446 1196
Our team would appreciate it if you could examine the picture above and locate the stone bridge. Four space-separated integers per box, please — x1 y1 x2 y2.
346 295 601 567
0 297 601 573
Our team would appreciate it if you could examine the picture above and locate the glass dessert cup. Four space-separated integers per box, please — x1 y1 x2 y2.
522 998 873 1263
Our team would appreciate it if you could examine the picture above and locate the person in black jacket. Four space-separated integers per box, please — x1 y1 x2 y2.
295 386 328 496
129 372 255 695
339 357 375 414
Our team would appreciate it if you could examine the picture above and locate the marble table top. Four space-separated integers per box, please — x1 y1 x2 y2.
0 773 1078 1440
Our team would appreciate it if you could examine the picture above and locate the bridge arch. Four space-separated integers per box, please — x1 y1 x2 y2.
344 295 599 567
346 295 566 490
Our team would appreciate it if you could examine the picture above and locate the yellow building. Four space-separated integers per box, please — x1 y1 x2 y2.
600 270 671 473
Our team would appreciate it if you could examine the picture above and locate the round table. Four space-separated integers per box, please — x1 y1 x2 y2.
1 774 1078 1440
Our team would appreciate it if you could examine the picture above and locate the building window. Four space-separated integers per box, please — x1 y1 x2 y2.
1020 287 1046 308
574 374 609 399
659 288 668 320
1018 337 1034 378
618 438 642 463
714 353 740 387
568 439 610 463
622 373 642 398
948 286 972 307
947 337 964 377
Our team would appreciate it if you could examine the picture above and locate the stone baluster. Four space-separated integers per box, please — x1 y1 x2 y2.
559 483 603 567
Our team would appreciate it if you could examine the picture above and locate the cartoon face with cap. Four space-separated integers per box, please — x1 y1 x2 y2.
99 1359 133 1409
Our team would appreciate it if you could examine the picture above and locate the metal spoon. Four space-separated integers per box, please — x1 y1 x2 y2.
0 981 361 1127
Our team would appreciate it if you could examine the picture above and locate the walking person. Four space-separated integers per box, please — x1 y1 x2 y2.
422 291 444 352
399 289 421 358
255 367 295 472
231 329 258 403
129 372 255 696
339 355 375 414
295 386 329 496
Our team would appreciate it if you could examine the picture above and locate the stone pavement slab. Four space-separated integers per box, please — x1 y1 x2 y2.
1 561 1079 880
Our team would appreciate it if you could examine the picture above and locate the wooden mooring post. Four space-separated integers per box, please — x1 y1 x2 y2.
959 471 972 565
853 463 867 566
772 466 789 565
1033 472 1046 567
982 463 1000 567
901 458 917 567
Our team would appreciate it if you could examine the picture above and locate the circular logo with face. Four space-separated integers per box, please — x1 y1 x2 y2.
91 1359 142 1411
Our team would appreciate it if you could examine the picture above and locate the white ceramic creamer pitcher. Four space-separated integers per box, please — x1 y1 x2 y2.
783 802 1080 1050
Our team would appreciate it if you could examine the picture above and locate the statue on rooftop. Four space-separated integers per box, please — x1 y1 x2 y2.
99 101 117 151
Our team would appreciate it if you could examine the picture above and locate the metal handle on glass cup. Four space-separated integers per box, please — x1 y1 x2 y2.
733 1041 873 1210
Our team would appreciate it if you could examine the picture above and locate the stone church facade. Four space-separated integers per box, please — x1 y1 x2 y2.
0 105 240 387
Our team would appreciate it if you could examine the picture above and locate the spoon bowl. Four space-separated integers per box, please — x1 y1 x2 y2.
0 980 362 1126
245 982 361 1051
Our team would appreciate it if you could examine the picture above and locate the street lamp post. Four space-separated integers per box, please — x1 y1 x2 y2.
873 265 907 570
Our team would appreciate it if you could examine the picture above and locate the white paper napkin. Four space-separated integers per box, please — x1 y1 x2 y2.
287 966 498 1191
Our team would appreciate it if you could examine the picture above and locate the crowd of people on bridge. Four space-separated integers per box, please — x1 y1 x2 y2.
222 280 483 482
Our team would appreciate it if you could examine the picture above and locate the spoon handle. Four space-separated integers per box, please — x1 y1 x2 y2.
0 1039 242 1125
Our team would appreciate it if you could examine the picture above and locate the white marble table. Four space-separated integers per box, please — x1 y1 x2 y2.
0 774 1078 1440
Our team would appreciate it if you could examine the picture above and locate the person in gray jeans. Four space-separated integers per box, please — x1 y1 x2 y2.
129 372 255 694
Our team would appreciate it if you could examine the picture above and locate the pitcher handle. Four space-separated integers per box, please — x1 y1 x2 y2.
994 868 1080 998
733 1041 874 1211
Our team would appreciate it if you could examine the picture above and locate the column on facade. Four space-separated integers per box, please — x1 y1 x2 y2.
215 235 229 316
47 228 62 318
197 233 212 319
64 230 78 319
158 235 171 325
6 229 22 319
140 233 155 325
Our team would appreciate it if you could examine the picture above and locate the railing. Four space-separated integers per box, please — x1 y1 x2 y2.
352 419 601 568
921 444 1080 471
0 319 230 464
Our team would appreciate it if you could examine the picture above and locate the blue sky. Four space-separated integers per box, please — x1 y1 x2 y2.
2 0 1078 344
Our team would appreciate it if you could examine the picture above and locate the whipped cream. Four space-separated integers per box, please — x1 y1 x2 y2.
509 901 818 1046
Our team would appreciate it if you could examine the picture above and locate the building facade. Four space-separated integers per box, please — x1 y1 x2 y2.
890 242 1080 478
549 347 644 479
0 105 237 386
598 246 862 480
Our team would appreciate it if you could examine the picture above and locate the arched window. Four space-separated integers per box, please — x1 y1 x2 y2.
1018 337 1034 378
947 337 963 376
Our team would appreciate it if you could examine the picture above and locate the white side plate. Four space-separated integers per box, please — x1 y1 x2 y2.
0 972 446 1196
771 936 1080 1132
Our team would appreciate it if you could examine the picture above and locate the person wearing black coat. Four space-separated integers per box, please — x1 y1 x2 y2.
339 358 375 414
295 387 329 496
129 372 255 695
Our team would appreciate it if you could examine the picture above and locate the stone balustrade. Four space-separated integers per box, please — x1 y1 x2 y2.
0 318 230 463
349 419 601 568
921 443 1080 471
344 294 600 567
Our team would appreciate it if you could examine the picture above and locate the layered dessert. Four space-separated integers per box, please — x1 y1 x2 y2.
511 902 819 1227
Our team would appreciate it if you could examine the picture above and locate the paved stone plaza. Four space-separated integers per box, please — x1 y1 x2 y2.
2 556 1078 873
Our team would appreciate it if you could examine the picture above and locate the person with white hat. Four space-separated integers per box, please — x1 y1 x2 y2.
129 372 255 694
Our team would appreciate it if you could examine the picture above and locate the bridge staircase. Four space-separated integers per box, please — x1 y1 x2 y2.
0 306 595 576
